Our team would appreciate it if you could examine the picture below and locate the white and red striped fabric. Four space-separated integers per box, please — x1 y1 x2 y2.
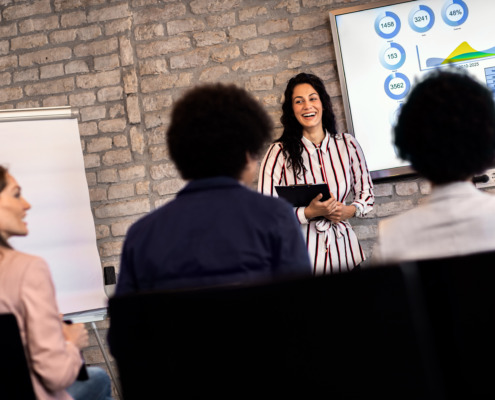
258 132 374 274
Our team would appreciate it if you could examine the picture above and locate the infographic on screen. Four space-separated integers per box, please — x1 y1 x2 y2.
334 0 493 175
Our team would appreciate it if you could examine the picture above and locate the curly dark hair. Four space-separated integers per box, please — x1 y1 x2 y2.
278 73 337 177
167 83 273 180
394 69 495 184
0 165 13 249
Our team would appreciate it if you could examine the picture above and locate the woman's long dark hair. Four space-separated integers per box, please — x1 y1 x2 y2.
0 166 12 249
278 73 337 177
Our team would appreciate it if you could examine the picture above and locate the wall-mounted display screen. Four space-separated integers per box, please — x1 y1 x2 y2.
330 0 491 180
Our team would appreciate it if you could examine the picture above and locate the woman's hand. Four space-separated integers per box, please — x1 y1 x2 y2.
62 320 89 350
324 203 356 223
304 193 337 220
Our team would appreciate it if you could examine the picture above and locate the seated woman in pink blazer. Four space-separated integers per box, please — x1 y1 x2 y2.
0 165 112 400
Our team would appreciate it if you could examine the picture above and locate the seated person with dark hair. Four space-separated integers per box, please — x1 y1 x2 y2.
373 69 495 263
115 84 311 294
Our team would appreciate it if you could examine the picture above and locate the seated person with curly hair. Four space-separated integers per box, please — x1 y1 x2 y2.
115 84 311 294
373 69 495 263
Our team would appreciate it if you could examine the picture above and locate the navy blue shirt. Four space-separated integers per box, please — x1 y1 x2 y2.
116 177 311 294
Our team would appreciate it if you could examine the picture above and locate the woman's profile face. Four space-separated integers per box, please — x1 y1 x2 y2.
291 83 323 133
0 174 31 241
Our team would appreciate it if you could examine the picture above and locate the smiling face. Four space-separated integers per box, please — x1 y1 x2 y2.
0 174 31 242
292 83 324 135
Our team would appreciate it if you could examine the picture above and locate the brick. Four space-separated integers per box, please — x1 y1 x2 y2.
19 47 72 67
310 64 337 81
239 6 267 21
396 181 418 196
84 153 101 169
123 69 138 94
292 13 328 31
65 60 89 75
194 31 227 47
258 19 289 36
76 26 102 41
69 92 96 107
148 126 166 145
229 24 257 41
141 74 181 93
105 18 132 35
373 183 393 197
375 200 414 218
139 59 168 76
136 37 190 59
133 4 186 24
142 93 172 112
0 55 17 70
419 180 432 195
98 168 118 183
149 145 169 161
232 55 279 73
130 126 145 154
190 0 241 14
206 13 235 28
99 118 126 133
211 45 240 63
108 183 134 200
113 134 128 147
95 224 110 239
25 78 74 96
95 198 150 218
111 219 136 237
198 66 229 82
150 163 178 180
18 100 41 109
0 72 11 86
0 41 8 56
79 122 98 137
144 110 170 129
89 187 108 202
126 95 141 124
168 18 205 35
95 54 120 71
13 68 39 83
109 104 125 118
102 149 132 166
40 64 64 79
88 137 113 153
119 165 146 180
261 94 279 107
275 0 300 13
49 29 77 44
76 70 121 89
0 23 17 38
86 172 97 186
3 0 51 20
288 48 333 68
99 241 124 257
134 24 165 41
242 38 269 55
271 36 299 51
154 197 173 208
80 106 106 122
136 181 150 195
153 179 185 196
301 29 331 47
11 33 48 50
88 4 129 22
61 11 87 28
120 37 134 66
97 86 123 102
74 38 118 57
170 48 209 70
353 224 378 240
19 16 59 33
302 0 333 6
245 75 273 91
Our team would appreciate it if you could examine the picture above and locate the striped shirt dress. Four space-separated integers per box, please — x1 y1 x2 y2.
258 132 374 274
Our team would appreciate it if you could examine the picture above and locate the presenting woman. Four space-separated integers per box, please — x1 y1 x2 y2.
259 73 374 274
0 166 112 400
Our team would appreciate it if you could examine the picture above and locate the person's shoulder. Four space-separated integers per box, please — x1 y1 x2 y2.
3 249 48 268
246 188 294 215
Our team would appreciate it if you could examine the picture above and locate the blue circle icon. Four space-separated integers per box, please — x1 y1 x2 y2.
375 11 401 39
380 42 406 70
409 5 435 33
442 0 468 26
384 73 410 100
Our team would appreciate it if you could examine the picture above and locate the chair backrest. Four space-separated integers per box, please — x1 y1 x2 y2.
108 268 431 399
0 313 36 400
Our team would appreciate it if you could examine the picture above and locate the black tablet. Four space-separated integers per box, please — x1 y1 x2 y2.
275 184 331 207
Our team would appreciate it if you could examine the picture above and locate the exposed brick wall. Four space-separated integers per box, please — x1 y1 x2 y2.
0 0 437 268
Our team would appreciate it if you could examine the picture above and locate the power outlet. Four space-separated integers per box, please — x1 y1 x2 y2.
474 168 495 189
